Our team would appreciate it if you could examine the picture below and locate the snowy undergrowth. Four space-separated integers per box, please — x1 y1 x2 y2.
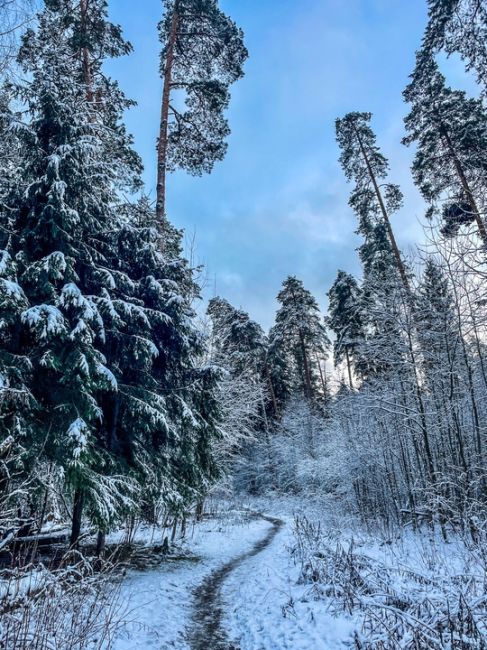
291 514 487 649
0 554 123 650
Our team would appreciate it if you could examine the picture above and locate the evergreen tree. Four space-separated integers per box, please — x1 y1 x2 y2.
355 223 407 381
112 200 222 515
327 270 363 389
336 112 410 291
156 0 248 221
418 0 487 95
207 297 268 464
404 55 487 245
266 329 293 417
207 297 266 378
270 277 330 404
0 0 145 544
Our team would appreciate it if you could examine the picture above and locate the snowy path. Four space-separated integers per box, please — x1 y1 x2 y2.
112 511 275 649
112 505 355 649
189 513 283 650
222 513 355 649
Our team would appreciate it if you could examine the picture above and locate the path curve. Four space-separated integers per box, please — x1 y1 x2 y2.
188 513 284 650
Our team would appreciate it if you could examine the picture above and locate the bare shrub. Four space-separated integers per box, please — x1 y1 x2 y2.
292 515 487 649
0 552 124 649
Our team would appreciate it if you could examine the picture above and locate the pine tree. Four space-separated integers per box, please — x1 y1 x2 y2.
418 0 487 95
336 112 410 291
403 55 487 245
156 0 248 221
327 270 363 389
270 277 330 404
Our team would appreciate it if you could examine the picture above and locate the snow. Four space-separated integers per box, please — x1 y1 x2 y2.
0 279 25 300
66 417 89 460
96 362 118 390
0 250 11 276
21 304 66 339
109 497 486 649
223 515 355 649
110 500 358 649
113 509 271 649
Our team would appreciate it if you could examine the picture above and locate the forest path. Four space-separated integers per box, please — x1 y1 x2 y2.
188 513 284 650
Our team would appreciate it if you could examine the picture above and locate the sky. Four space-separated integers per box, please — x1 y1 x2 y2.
106 0 471 330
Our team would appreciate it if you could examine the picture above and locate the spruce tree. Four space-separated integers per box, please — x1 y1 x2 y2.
336 112 410 291
207 297 266 378
270 277 330 404
156 0 248 221
355 223 406 380
327 270 363 389
0 0 144 544
112 200 222 515
207 297 269 461
403 55 487 245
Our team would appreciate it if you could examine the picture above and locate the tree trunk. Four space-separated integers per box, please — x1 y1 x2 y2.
195 500 204 522
345 348 354 390
265 365 279 418
96 530 106 557
441 124 487 246
353 126 410 292
299 331 313 400
80 0 94 102
156 1 179 226
70 488 84 548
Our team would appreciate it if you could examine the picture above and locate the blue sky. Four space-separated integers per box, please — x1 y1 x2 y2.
106 0 470 330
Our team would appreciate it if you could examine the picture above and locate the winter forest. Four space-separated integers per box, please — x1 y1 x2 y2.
1 0 487 648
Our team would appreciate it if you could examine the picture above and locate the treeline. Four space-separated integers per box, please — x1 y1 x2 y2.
218 0 487 540
328 0 487 536
0 0 248 549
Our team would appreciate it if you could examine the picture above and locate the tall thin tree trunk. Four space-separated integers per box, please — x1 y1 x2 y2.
80 0 94 102
353 126 410 292
441 124 487 246
265 364 279 417
156 1 179 225
345 348 354 389
299 331 313 400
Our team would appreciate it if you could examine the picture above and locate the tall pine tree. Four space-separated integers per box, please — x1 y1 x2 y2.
156 0 248 221
336 112 410 291
404 55 487 245
270 277 329 405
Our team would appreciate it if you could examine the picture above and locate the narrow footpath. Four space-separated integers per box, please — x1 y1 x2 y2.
188 514 284 650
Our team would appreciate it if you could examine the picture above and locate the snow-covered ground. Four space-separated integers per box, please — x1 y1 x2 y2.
111 498 357 649
112 507 272 649
222 515 355 649
110 497 486 649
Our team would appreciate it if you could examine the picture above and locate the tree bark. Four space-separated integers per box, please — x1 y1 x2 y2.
440 124 487 246
96 529 106 557
80 0 94 102
345 348 354 390
70 488 84 548
156 1 179 226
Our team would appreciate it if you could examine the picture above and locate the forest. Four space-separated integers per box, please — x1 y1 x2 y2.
1 0 487 648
